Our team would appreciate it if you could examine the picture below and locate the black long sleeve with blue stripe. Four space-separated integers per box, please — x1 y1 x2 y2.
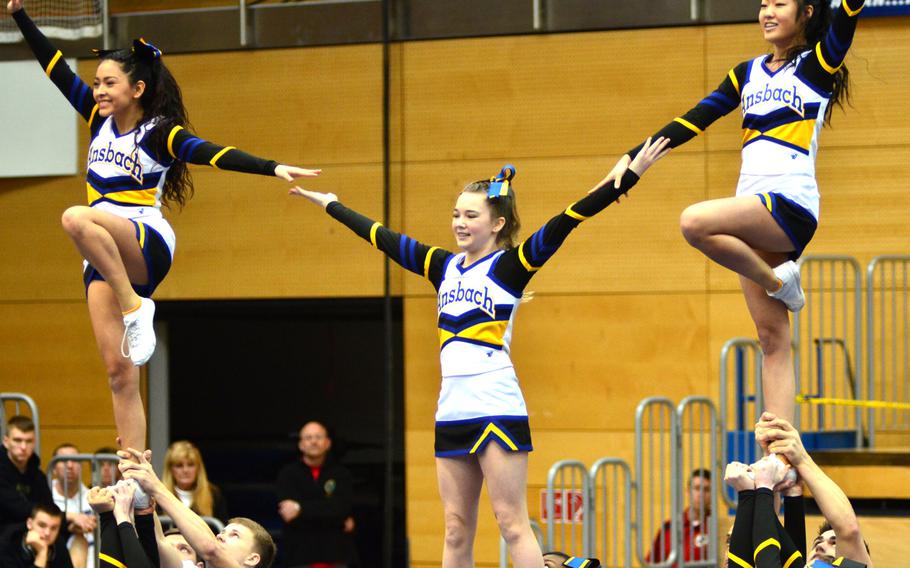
12 9 278 176
325 170 641 295
626 0 864 159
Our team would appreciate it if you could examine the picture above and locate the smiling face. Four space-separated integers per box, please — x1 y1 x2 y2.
451 191 505 255
93 59 144 118
759 0 812 49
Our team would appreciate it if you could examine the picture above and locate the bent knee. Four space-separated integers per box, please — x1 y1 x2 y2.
61 206 93 236
492 508 527 543
679 205 710 246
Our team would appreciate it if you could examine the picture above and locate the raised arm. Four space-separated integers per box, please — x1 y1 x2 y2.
799 0 865 91
493 137 670 294
9 2 101 132
118 449 238 568
757 414 873 567
152 513 186 568
290 188 453 289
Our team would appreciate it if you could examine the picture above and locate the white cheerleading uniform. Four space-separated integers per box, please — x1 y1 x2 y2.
324 169 645 456
735 53 829 220
627 0 865 251
86 117 177 255
436 251 527 422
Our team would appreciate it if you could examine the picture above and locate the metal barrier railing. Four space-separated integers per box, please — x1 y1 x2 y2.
587 457 632 568
676 397 719 567
794 255 864 445
718 338 763 506
0 392 41 455
866 255 910 447
546 459 591 558
46 453 120 568
635 397 679 568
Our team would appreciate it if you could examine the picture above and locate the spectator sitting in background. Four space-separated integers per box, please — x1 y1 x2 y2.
162 441 228 522
645 468 711 567
50 444 96 568
1 416 54 530
0 503 73 568
93 447 121 487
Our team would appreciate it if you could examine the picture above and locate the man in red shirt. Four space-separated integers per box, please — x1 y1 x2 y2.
645 469 711 567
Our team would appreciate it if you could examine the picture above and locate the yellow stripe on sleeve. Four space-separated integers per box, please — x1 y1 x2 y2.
166 125 184 159
564 203 589 221
674 117 703 134
209 146 236 169
782 550 803 568
99 553 127 568
816 43 841 74
369 222 382 248
517 242 539 273
728 68 741 96
87 104 100 129
842 0 864 17
754 538 781 560
423 246 440 280
44 50 63 77
727 552 753 568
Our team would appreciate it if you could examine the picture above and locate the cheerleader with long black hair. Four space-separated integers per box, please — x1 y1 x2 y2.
289 137 669 567
7 0 320 453
599 0 865 424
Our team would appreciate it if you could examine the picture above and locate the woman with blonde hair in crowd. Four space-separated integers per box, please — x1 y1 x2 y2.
161 441 228 522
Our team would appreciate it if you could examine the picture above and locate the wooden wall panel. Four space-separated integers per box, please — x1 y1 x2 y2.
155 164 387 299
0 302 113 426
401 28 707 162
164 44 383 166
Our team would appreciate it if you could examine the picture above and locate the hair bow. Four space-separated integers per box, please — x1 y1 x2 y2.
132 38 162 60
487 164 516 198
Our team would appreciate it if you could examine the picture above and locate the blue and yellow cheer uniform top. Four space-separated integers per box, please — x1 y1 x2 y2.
627 0 864 222
325 170 642 456
13 8 280 260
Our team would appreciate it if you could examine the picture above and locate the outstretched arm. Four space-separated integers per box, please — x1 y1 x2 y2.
9 1 100 131
162 126 320 181
290 188 453 289
756 413 873 567
494 137 670 294
598 61 746 189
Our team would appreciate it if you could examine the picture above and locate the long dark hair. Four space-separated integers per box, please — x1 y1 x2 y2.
461 180 521 250
97 40 193 208
783 0 851 125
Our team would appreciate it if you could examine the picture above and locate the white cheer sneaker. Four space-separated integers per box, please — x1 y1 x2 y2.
121 298 156 366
